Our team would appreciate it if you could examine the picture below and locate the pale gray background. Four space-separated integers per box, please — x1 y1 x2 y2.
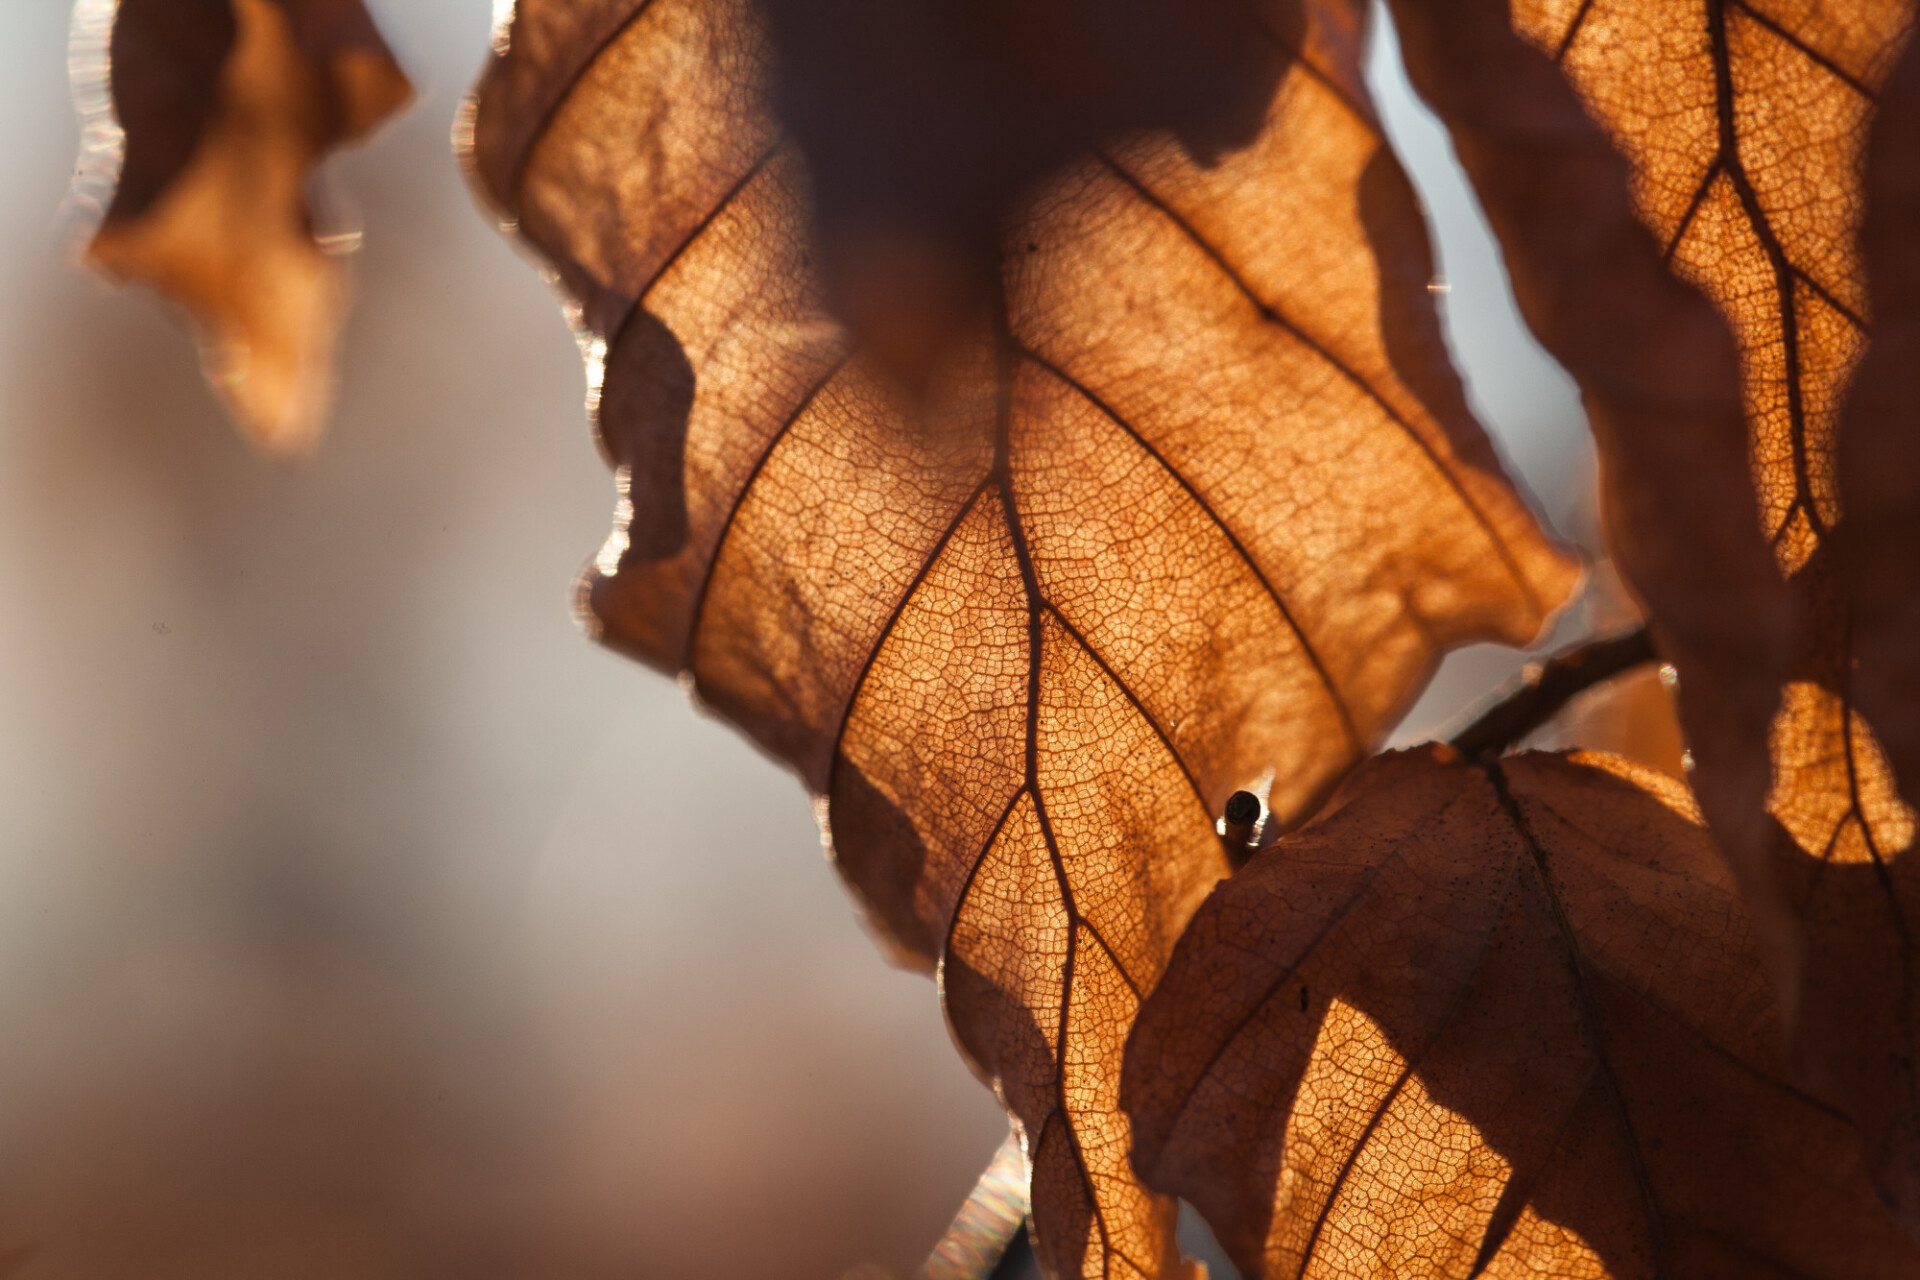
0 3 1591 1277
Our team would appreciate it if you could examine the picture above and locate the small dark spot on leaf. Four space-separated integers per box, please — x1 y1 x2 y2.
1225 791 1261 826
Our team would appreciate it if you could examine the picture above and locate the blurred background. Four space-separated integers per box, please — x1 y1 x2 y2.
0 2 1612 1277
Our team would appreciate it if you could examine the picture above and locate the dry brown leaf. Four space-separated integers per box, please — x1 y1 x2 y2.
1502 0 1919 888
1807 27 1920 1229
753 0 1296 385
1399 0 1920 1226
74 0 411 455
1383 0 1801 996
1124 747 1920 1279
1842 28 1920 818
468 0 1576 1273
1511 0 1910 574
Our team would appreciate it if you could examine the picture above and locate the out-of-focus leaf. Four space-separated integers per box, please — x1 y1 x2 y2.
1842 30 1920 819
1397 0 1920 1227
1816 28 1920 1228
73 0 411 455
754 0 1296 385
1382 0 1800 998
1504 0 1918 902
1125 747 1920 1279
468 0 1576 1273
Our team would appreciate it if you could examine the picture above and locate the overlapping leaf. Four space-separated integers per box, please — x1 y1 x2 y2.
1409 0 1920 1226
1818 28 1920 1226
1842 30 1920 822
468 0 1576 1273
72 0 411 454
1504 0 1916 875
756 0 1300 385
1382 0 1800 995
1125 747 1920 1278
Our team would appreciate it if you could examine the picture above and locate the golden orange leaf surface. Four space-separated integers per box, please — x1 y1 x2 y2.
468 0 1576 1274
1506 0 1917 873
1809 28 1920 1230
1124 747 1920 1279
1439 0 1920 1226
74 0 411 455
1842 13 1920 817
1382 0 1801 999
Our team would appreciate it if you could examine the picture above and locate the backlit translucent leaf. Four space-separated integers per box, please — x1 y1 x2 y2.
1448 0 1920 1225
1125 748 1920 1278
467 1 1575 1273
1383 0 1920 1225
1817 28 1920 1228
1842 10 1920 817
1383 0 1802 996
72 0 411 454
1507 0 1917 877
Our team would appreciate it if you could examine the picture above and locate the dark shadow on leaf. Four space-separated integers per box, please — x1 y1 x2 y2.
761 0 1304 246
105 0 237 221
829 757 940 969
943 952 1093 1276
599 309 695 560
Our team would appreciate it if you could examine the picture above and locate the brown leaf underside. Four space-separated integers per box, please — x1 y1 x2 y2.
1818 26 1920 1228
80 0 410 454
470 0 1575 1275
1513 0 1914 868
1502 0 1920 1230
1843 0 1920 831
1383 0 1801 1019
1125 748 1920 1279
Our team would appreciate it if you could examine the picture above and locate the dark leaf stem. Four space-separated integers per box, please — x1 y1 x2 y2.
1451 627 1658 760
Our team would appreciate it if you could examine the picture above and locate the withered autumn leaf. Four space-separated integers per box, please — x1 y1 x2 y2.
1382 0 1800 994
1124 747 1920 1279
73 0 411 455
1395 0 1920 1229
753 0 1296 382
467 0 1576 1273
1504 0 1919 902
1842 31 1920 819
1811 26 1920 1231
